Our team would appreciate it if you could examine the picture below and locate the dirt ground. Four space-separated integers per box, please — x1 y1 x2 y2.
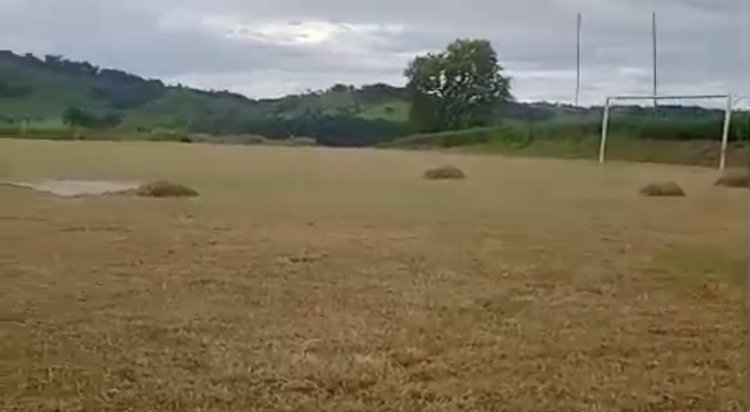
0 139 746 411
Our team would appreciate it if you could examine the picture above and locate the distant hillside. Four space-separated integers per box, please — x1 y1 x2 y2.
0 51 413 145
0 50 746 147
0 51 167 117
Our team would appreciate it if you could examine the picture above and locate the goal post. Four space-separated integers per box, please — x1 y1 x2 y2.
599 94 735 170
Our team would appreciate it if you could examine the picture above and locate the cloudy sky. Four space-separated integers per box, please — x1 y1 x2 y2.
0 0 748 106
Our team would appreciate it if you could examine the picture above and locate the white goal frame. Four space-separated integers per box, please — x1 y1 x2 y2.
599 94 735 170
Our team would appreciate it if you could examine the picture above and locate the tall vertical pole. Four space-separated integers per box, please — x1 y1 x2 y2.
599 98 611 164
652 12 658 107
576 12 582 106
719 94 733 171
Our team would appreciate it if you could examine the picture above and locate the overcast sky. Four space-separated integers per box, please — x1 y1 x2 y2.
0 0 748 106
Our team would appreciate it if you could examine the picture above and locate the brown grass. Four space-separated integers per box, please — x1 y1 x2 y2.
639 181 686 197
0 139 745 411
715 169 749 188
136 180 199 197
423 165 466 180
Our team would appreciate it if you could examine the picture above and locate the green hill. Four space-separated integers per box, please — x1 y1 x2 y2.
0 54 106 120
0 51 413 145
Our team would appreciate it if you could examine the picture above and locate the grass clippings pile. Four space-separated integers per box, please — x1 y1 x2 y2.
639 181 686 197
715 169 749 188
423 165 466 180
136 181 199 198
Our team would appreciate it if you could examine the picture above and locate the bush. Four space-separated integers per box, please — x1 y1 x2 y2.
189 113 411 147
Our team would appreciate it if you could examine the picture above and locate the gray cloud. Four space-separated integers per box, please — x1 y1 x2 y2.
0 0 747 105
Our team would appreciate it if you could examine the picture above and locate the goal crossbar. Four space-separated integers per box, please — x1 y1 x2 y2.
599 94 734 170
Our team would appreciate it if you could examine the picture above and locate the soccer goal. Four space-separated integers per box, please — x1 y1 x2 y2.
599 94 735 170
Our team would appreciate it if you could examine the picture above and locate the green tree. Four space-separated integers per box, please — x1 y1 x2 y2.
63 107 122 129
405 39 512 132
63 107 88 128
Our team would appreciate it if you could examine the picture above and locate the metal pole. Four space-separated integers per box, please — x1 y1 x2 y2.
747 180 750 412
576 12 582 106
747 194 750 412
652 12 658 107
719 94 733 170
599 98 611 164
747 179 750 412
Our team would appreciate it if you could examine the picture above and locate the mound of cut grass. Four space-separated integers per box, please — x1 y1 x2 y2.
639 181 686 197
136 181 199 198
423 165 466 180
715 169 749 188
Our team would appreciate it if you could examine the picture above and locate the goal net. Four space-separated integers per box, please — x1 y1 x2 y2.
599 94 735 170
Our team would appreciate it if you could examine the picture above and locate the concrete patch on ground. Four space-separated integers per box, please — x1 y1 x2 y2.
0 179 140 197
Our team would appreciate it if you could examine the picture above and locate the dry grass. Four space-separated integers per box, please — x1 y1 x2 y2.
639 181 686 197
423 165 466 180
716 169 749 188
0 139 746 411
136 180 199 197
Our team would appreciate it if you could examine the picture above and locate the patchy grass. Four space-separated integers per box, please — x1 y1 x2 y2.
0 138 746 411
652 247 747 287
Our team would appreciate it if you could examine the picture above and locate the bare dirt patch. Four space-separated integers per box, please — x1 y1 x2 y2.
0 179 139 197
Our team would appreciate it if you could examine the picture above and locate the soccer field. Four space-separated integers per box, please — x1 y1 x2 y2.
0 139 746 411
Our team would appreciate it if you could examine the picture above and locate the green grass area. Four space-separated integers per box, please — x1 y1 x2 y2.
384 118 750 167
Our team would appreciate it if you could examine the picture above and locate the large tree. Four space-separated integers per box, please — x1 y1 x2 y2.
405 39 512 132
